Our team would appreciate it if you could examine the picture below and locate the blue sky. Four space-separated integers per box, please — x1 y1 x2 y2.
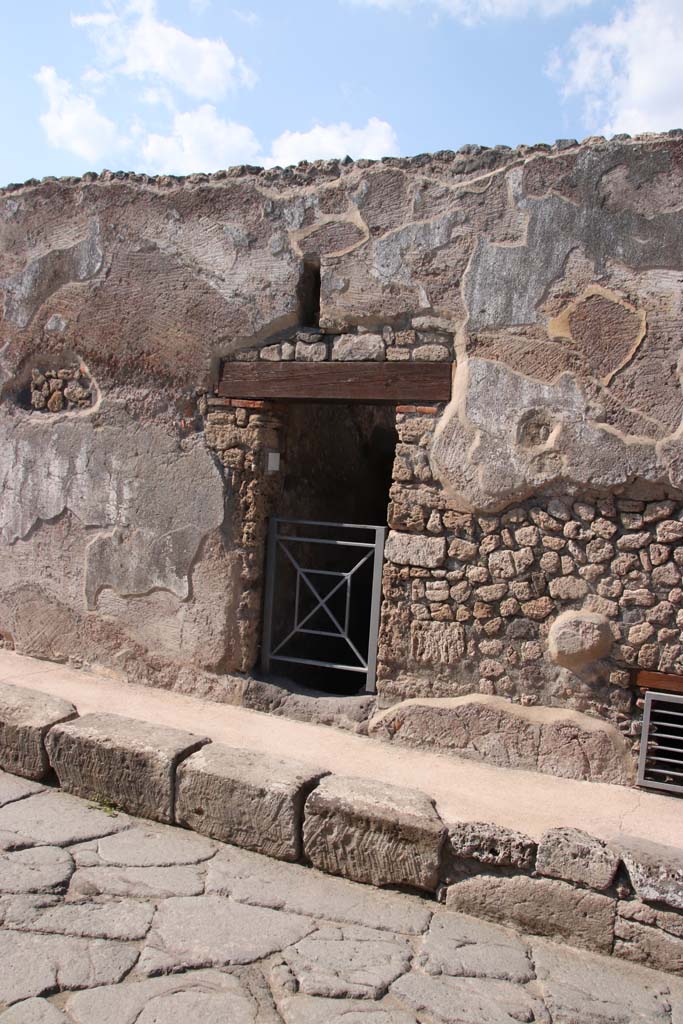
2 0 682 185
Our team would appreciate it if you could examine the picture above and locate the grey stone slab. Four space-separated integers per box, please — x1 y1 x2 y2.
14 899 154 940
275 992 418 1023
206 845 433 934
280 924 412 999
137 895 315 975
537 827 619 891
533 937 673 1023
303 775 445 892
66 970 258 1024
0 999 67 1023
77 820 216 867
45 713 209 824
616 834 683 911
69 863 205 898
0 791 127 846
0 682 76 781
176 743 326 861
0 771 44 808
0 929 138 1005
446 873 616 954
417 911 534 983
391 972 550 1024
0 846 73 894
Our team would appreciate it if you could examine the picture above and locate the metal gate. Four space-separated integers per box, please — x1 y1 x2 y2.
261 518 387 694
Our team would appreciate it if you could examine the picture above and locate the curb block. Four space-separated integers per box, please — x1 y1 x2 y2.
1 679 683 977
176 744 327 861
0 680 77 781
45 712 209 824
303 774 445 892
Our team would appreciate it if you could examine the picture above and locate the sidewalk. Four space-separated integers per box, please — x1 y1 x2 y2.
0 648 680 846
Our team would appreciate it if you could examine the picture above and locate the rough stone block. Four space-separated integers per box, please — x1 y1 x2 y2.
547 610 613 668
616 834 683 911
331 333 384 361
536 827 619 891
176 744 327 861
368 695 634 785
384 531 446 569
614 901 683 974
446 874 616 954
0 681 77 781
302 775 445 892
45 713 209 824
445 820 536 874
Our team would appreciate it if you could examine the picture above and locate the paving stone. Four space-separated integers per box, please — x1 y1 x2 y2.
69 864 205 898
303 775 445 892
445 821 536 872
0 929 138 1005
532 937 673 1023
274 992 418 1023
417 911 534 983
446 874 616 954
137 894 315 974
391 971 550 1024
0 999 67 1023
9 898 154 940
537 827 619 891
66 970 258 1024
0 682 76 781
0 846 73 894
45 713 209 824
0 791 126 846
176 744 326 861
75 820 216 867
280 924 412 999
617 834 683 911
0 771 44 809
206 845 432 934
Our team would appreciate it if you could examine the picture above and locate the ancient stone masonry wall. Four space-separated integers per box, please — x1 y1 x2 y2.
1 132 683 766
378 406 683 779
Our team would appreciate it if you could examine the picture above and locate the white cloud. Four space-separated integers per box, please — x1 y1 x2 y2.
231 8 260 25
266 117 399 167
348 0 591 24
554 0 683 136
35 65 122 162
142 104 261 173
73 0 256 100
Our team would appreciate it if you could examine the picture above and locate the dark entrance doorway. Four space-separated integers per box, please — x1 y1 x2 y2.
262 403 397 695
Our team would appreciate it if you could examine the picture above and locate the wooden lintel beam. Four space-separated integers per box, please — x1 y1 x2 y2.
218 361 452 403
637 670 683 695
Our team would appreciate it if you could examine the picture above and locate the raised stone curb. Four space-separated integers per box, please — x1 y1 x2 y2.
176 743 327 861
0 681 77 781
45 713 209 824
1 681 683 975
445 873 617 954
302 775 445 892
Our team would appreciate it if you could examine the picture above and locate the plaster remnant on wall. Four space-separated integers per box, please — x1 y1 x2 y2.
429 357 675 511
2 221 103 329
0 406 225 608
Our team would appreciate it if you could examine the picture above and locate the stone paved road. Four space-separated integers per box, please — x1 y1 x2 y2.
0 770 681 1023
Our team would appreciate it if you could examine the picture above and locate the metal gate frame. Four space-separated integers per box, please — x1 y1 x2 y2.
261 517 387 694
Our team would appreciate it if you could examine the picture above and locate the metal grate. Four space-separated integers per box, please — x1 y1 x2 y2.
638 691 683 795
261 517 386 694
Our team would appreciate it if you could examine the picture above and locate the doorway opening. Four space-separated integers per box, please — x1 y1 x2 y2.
262 402 397 695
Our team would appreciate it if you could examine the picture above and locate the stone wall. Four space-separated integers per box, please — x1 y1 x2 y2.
1 132 683 782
